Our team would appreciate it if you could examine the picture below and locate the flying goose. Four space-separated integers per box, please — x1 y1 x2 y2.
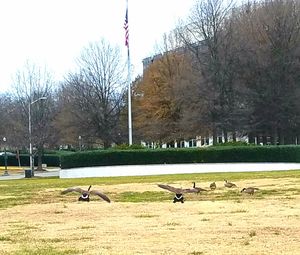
241 187 259 195
224 180 237 188
210 182 217 190
158 184 201 203
61 185 111 203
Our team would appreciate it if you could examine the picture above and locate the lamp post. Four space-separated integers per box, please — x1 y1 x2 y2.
29 96 47 177
2 137 9 176
78 136 82 151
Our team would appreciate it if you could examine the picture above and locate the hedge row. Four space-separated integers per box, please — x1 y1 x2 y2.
0 154 60 167
60 145 300 169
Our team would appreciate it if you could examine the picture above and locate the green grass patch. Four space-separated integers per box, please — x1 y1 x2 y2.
243 239 250 246
12 246 80 255
116 191 170 202
189 252 204 255
79 225 96 230
0 169 299 208
39 238 66 243
0 236 12 242
135 213 159 218
200 218 210 221
230 209 248 213
165 222 181 226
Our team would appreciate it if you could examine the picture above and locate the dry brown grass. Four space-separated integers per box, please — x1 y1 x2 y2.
0 177 300 255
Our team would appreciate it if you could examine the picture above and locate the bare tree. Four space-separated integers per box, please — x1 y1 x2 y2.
177 0 242 144
60 39 126 148
234 0 300 144
11 61 56 170
0 94 17 149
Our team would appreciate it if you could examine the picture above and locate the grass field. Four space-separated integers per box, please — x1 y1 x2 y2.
0 170 300 255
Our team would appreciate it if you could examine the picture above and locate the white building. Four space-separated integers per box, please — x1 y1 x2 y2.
141 132 249 149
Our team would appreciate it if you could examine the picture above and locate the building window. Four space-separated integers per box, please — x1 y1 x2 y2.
189 139 196 147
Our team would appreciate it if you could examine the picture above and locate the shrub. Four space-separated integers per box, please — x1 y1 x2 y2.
113 144 146 150
60 145 300 169
0 154 60 167
215 141 252 146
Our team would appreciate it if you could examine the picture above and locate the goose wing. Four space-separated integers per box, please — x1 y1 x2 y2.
61 187 85 195
195 187 208 192
181 188 202 193
158 184 183 193
90 190 111 203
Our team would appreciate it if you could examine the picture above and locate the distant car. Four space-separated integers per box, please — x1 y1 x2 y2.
0 152 16 156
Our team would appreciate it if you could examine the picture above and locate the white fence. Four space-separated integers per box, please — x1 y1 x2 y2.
59 162 300 179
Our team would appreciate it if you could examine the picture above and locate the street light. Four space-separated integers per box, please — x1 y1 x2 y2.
29 96 47 177
2 137 9 176
78 136 82 151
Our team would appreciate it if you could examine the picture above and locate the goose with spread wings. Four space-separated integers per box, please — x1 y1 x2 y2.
158 184 202 194
158 184 203 203
61 185 111 203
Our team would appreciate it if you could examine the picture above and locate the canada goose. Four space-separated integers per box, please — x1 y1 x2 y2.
241 187 259 195
210 182 216 190
61 185 111 203
158 184 200 203
224 180 237 188
192 182 207 193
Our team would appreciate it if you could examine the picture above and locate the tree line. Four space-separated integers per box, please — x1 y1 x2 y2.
134 0 300 146
1 0 300 164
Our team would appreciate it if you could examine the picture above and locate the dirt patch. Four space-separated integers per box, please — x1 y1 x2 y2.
0 178 300 255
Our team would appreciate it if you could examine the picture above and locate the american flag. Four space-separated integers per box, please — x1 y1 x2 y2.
124 7 129 47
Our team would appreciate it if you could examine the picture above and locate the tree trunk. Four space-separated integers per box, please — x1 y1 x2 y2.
232 131 236 142
213 127 218 145
103 140 111 149
223 129 228 143
271 127 278 145
248 132 255 144
285 134 294 145
278 130 284 145
262 135 267 145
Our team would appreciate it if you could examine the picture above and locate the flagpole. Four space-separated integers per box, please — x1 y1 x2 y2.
127 45 132 145
125 0 132 145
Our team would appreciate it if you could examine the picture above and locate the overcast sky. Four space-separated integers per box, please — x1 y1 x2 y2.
0 0 195 93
